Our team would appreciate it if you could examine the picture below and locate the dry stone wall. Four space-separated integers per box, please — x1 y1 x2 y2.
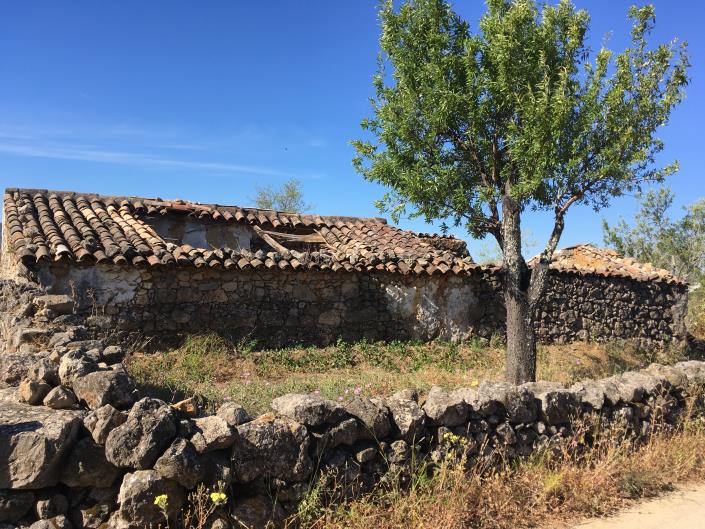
535 271 689 345
16 260 689 348
32 263 505 346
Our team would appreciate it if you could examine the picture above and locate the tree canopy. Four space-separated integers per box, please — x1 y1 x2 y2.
353 0 688 246
252 178 312 213
603 188 705 285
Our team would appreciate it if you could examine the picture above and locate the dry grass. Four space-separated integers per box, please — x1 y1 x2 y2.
688 287 705 341
125 334 688 414
291 395 705 529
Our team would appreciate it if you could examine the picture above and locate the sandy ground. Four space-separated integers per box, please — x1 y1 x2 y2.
571 482 705 529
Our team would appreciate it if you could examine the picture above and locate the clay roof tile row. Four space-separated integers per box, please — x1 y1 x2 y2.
4 188 490 277
3 189 684 285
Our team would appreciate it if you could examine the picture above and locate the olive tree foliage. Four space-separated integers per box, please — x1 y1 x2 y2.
603 188 705 285
252 178 313 213
352 0 689 383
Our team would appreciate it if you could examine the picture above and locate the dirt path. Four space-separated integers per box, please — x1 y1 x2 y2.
572 483 705 529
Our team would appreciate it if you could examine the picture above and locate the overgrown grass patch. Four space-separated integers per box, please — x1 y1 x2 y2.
126 333 688 414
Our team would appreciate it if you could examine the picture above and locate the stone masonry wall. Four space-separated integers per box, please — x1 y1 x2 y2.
535 271 689 345
21 261 688 348
32 263 505 346
0 292 704 529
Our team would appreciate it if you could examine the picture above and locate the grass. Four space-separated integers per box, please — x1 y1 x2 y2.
288 393 705 529
688 286 705 342
125 333 689 414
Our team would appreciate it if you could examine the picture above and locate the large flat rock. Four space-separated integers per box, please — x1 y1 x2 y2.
0 393 84 489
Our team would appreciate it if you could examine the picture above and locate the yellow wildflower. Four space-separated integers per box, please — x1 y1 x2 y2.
153 494 168 509
209 492 228 505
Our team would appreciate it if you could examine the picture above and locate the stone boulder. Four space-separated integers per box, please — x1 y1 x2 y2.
171 398 198 417
201 450 233 486
675 360 705 385
0 401 83 488
28 514 71 529
105 398 177 469
570 380 608 410
60 437 121 488
344 397 392 440
216 402 251 427
34 295 75 315
505 387 538 424
422 386 469 427
113 470 185 529
34 492 68 519
320 417 360 449
101 346 125 365
43 386 77 410
386 390 426 443
614 371 663 402
84 404 127 445
271 394 346 427
58 351 99 386
231 415 313 483
72 369 135 410
12 328 53 349
232 496 283 529
190 416 236 453
461 382 511 417
18 379 51 405
67 487 117 529
1 354 40 388
0 490 34 522
153 438 204 489
643 363 687 389
526 385 581 426
28 358 60 387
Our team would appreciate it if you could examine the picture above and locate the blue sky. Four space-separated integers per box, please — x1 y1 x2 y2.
0 1 703 258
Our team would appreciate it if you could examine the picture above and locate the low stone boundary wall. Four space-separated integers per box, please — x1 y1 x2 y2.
1 330 704 529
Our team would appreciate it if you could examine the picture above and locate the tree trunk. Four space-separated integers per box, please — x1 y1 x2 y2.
502 195 537 384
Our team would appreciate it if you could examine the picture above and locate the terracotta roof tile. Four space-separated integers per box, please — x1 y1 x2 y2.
528 244 685 285
3 188 484 277
6 189 676 284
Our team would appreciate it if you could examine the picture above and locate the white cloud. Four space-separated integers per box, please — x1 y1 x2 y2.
0 142 290 177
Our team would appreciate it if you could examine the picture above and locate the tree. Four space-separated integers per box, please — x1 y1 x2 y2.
252 178 312 213
603 188 705 285
352 0 689 383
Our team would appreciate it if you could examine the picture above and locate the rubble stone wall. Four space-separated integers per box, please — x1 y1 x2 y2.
0 280 702 529
30 263 505 346
535 271 689 345
18 261 688 347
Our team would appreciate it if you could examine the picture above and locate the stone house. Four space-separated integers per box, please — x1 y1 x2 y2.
0 188 689 346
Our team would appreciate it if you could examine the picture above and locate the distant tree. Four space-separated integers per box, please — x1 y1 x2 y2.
603 188 705 285
252 178 312 213
352 0 689 383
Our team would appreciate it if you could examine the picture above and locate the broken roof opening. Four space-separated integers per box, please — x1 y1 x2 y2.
250 225 327 254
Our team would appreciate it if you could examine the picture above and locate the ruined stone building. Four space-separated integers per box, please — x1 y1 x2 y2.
0 188 689 346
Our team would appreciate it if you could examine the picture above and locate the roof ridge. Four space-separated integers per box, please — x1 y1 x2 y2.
4 187 389 225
